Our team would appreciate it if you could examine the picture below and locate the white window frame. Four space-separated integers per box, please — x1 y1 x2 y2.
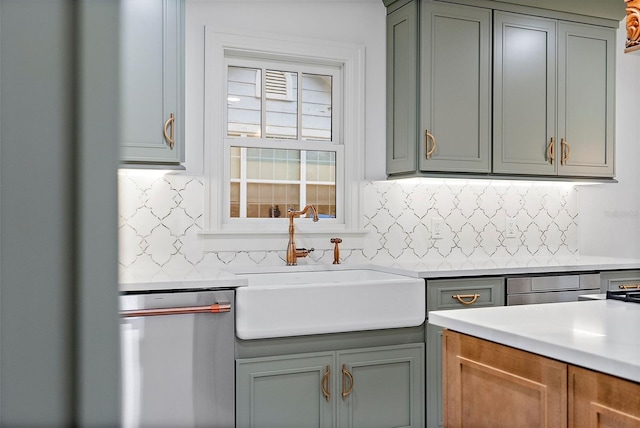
201 29 366 252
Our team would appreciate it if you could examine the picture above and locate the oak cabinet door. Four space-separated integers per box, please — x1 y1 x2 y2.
443 330 567 428
569 365 640 428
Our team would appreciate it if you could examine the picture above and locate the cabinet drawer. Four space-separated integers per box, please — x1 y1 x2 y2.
427 277 504 312
600 270 640 292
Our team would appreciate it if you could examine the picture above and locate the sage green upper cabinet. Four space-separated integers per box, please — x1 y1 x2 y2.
386 0 419 175
493 12 615 178
492 13 557 176
119 0 185 166
557 22 615 177
419 2 491 174
386 0 491 176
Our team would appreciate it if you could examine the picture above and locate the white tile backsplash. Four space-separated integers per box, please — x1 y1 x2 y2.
118 172 579 280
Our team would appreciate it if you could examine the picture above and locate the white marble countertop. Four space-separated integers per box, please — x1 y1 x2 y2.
429 300 640 383
119 268 247 294
372 255 640 278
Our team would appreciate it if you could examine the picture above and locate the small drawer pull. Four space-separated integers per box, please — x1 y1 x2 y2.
619 284 640 290
452 294 480 305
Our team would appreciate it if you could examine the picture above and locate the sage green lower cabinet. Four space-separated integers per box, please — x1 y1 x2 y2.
426 277 505 428
236 352 334 428
236 343 425 428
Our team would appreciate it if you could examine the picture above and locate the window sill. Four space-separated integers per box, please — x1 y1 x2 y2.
198 229 369 252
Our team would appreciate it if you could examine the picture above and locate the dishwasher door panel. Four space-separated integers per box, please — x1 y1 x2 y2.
120 289 235 428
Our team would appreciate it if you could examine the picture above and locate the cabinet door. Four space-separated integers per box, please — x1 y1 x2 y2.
443 330 567 427
420 2 491 173
557 23 615 177
120 0 185 165
386 1 419 176
568 365 640 427
337 344 424 428
493 12 557 175
236 352 335 428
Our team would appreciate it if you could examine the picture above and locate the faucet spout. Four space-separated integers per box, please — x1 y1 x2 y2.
286 205 319 265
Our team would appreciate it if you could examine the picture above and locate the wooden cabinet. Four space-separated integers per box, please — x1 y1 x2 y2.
426 277 504 428
386 1 491 176
443 330 640 427
119 0 185 166
493 12 615 178
443 330 568 427
568 366 640 427
385 0 616 180
236 343 425 428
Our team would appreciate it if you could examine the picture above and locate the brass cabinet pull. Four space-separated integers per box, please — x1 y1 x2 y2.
341 364 354 400
321 365 331 402
619 284 640 290
425 129 437 159
547 137 554 164
163 113 175 149
452 294 480 305
561 138 570 165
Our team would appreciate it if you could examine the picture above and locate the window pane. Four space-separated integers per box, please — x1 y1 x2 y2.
306 184 336 218
265 70 298 139
228 146 336 219
301 73 332 141
244 148 300 181
245 183 300 218
227 66 261 137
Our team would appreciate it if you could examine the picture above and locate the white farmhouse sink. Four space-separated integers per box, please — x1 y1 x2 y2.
234 267 425 339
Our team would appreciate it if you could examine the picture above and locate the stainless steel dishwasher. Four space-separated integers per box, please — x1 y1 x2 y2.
120 287 235 428
506 273 600 305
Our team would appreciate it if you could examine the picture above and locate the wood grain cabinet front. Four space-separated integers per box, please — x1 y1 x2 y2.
236 343 425 428
442 330 640 428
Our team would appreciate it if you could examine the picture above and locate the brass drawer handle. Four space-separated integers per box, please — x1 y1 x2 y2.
619 284 640 290
547 137 554 164
452 293 480 305
321 365 331 402
425 129 437 159
561 138 570 165
342 364 354 400
163 113 175 149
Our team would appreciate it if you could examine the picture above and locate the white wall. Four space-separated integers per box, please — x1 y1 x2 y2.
578 20 640 258
184 0 388 179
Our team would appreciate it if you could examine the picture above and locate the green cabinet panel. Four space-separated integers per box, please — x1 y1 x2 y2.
337 345 425 428
419 2 492 173
386 1 419 175
385 1 616 180
236 344 425 428
493 12 615 178
493 12 557 175
236 352 335 428
600 270 640 292
425 277 505 428
557 22 615 177
119 0 185 166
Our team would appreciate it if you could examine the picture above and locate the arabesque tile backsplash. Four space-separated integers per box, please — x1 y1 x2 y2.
118 171 578 281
